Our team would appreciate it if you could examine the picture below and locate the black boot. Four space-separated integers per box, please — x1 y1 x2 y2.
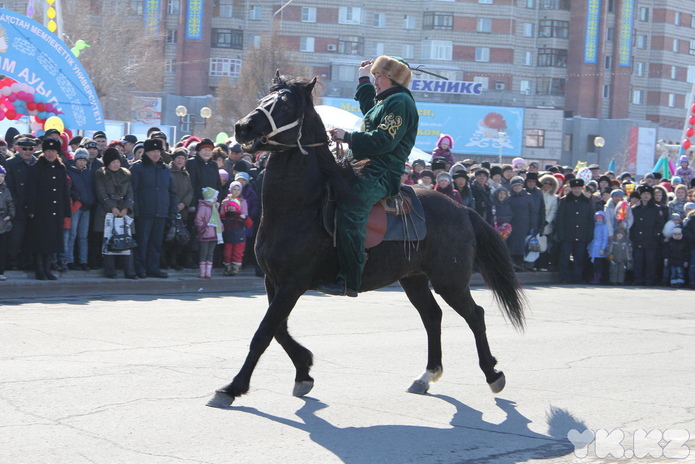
316 277 358 297
35 254 47 280
43 254 58 280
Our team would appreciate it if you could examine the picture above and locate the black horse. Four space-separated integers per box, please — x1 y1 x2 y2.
207 74 525 408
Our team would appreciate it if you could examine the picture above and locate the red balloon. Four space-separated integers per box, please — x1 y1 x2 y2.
26 102 36 111
684 139 692 150
36 103 46 112
691 104 695 113
5 109 16 120
7 94 17 102
690 116 695 126
687 128 695 138
45 103 54 112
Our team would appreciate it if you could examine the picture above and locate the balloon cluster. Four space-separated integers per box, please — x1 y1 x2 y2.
683 104 695 150
0 78 62 123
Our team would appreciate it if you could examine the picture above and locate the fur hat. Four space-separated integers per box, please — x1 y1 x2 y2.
143 138 163 153
474 167 489 177
42 138 61 152
431 157 446 171
197 138 214 150
436 172 452 184
102 147 121 166
171 147 188 160
73 148 89 160
569 178 584 188
525 172 539 182
420 169 434 180
636 184 653 195
490 165 503 177
370 55 412 87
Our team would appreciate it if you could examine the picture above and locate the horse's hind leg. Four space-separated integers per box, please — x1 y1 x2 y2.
274 319 314 397
399 274 443 394
206 283 304 408
438 287 506 394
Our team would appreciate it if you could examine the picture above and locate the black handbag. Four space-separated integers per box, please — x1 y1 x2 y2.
107 218 137 252
165 213 190 247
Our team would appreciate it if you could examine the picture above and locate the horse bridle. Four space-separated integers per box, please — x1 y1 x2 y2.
253 90 326 155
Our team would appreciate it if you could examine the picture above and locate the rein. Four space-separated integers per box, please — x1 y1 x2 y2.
254 90 326 154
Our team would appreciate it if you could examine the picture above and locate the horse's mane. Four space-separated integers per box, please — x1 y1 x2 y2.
271 75 360 203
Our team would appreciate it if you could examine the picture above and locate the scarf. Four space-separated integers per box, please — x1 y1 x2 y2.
201 187 223 244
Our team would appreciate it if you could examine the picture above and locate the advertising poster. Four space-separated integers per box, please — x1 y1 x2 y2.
131 96 162 125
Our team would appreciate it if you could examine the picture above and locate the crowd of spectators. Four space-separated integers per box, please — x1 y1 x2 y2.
405 136 695 289
0 127 263 281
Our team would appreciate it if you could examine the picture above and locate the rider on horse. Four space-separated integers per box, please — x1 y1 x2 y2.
318 56 419 297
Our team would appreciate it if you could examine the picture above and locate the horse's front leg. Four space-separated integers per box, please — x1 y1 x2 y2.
206 283 304 408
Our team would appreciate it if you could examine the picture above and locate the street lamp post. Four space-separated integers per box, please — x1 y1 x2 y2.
200 107 212 134
498 131 507 165
594 136 605 170
175 105 187 138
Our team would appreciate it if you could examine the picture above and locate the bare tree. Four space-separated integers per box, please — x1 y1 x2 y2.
60 1 165 121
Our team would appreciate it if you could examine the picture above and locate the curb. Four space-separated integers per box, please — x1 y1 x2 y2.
0 268 559 300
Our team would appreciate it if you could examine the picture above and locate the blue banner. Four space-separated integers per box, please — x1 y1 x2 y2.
144 0 161 37
0 9 105 130
322 97 524 157
618 0 634 66
584 0 601 63
186 0 203 39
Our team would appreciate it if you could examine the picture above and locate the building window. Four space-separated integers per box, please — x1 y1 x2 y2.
690 40 695 55
673 39 680 53
539 20 569 38
337 66 356 82
539 0 569 10
526 0 535 8
523 23 534 37
691 15 695 28
525 129 545 148
424 12 454 30
537 77 565 95
338 36 363 55
373 13 385 27
211 29 243 49
668 93 676 107
675 12 681 26
475 47 490 62
632 89 644 104
402 43 414 59
606 27 613 42
607 0 614 12
249 35 261 48
602 85 610 98
638 7 648 22
165 59 174 74
249 5 262 20
339 6 362 25
300 37 315 52
128 0 143 15
422 40 453 60
214 0 233 17
523 51 533 66
537 48 567 67
166 0 179 15
473 76 489 90
520 80 531 95
302 7 316 22
165 29 177 44
209 58 242 78
636 35 647 49
479 0 493 4
404 15 416 29
672 66 678 79
634 62 646 76
374 42 384 56
604 56 612 70
477 18 492 33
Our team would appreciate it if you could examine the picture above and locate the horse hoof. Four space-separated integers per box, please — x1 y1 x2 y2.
407 380 429 395
293 380 314 397
206 391 235 408
488 372 506 394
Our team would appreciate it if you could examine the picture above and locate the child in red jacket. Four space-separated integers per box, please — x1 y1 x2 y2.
220 181 252 276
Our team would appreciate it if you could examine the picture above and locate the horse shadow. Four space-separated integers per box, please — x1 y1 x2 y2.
234 394 583 463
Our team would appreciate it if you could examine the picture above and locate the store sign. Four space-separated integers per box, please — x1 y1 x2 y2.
410 79 483 95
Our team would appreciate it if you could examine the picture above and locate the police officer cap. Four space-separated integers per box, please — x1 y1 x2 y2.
15 136 37 147
569 178 584 188
143 138 164 152
42 138 62 152
588 164 600 170
636 184 653 195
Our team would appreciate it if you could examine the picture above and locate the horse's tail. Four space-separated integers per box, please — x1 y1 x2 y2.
470 210 526 331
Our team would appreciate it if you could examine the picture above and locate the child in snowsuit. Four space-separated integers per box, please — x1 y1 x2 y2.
607 227 633 284
587 211 610 284
194 187 223 278
220 181 252 276
675 155 693 185
664 227 688 287
431 134 455 166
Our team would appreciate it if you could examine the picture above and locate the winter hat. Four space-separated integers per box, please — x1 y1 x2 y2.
412 159 426 168
102 147 121 166
670 212 681 221
436 134 454 150
226 198 242 213
615 227 627 237
511 157 527 170
197 138 214 150
183 136 201 148
501 164 513 173
510 176 524 186
201 187 218 202
0 165 6 175
594 211 606 221
370 55 412 87
452 171 468 181
684 202 695 212
525 172 539 182
644 172 655 180
672 176 683 184
490 166 503 177
42 138 61 151
73 148 89 160
436 172 452 184
219 170 229 183
610 189 625 198
228 181 243 193
431 157 447 171
679 155 689 164
171 147 188 160
553 173 565 184
619 171 632 181
420 169 434 181
133 142 144 154
569 178 584 188
143 138 163 152
474 167 489 177
92 130 106 140
233 160 249 173
234 172 250 183
672 227 683 235
122 134 138 144
636 184 654 195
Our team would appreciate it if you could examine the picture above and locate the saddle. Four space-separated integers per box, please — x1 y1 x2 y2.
323 184 427 249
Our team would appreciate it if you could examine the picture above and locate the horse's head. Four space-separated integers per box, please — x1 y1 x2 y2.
234 73 324 154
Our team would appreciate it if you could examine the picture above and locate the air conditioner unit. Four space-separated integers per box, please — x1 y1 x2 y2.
495 82 505 90
327 44 337 52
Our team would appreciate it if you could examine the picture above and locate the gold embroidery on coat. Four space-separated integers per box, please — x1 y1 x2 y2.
378 113 402 138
